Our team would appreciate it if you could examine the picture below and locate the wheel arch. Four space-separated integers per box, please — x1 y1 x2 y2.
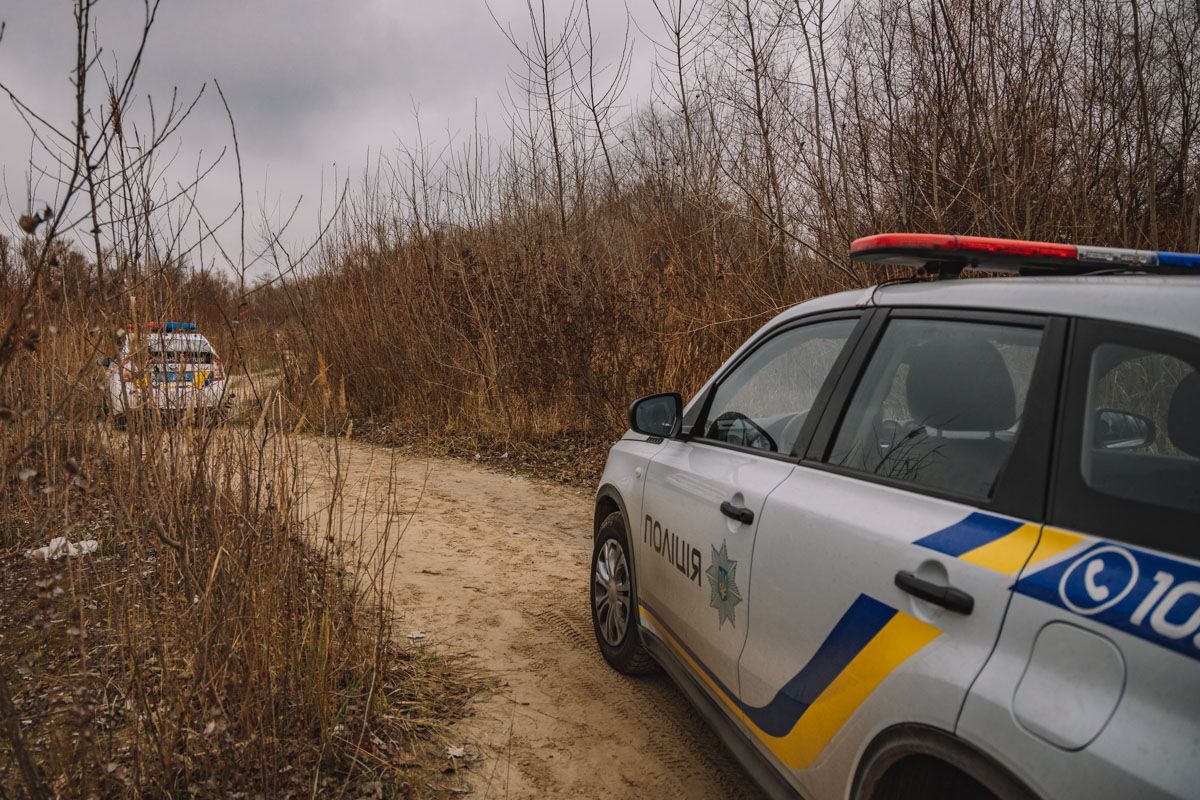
850 723 1039 800
593 484 629 540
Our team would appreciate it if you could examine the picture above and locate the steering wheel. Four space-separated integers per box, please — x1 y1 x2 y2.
778 411 809 456
709 411 778 452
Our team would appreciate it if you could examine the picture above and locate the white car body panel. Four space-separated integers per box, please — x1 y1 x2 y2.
638 439 795 696
958 528 1200 800
740 470 1040 799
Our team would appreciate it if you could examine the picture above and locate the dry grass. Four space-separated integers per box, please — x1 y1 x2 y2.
0 3 477 794
0 322 476 798
273 0 1200 455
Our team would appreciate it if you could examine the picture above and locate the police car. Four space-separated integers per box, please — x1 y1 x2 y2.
590 234 1200 800
100 321 227 424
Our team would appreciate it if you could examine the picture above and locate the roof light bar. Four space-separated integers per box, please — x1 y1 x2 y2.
140 321 198 332
850 233 1200 275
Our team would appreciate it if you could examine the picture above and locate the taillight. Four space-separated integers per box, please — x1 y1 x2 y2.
212 357 225 381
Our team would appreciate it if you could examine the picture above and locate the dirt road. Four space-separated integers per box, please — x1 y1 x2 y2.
297 435 765 800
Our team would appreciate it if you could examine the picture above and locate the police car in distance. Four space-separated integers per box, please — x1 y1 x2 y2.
100 321 227 424
590 234 1200 800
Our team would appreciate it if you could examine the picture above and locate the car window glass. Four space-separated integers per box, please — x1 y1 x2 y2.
827 319 1043 500
701 319 856 454
1081 344 1200 515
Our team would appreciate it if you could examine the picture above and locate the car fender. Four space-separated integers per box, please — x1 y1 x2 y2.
850 723 1038 800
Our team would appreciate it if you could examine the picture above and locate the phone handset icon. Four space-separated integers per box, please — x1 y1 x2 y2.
1058 545 1138 616
1084 559 1111 603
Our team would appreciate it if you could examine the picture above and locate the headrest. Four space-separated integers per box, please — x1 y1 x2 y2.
906 335 1017 432
1167 371 1200 458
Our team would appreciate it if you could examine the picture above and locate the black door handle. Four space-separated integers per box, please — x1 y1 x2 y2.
720 501 754 525
894 570 974 615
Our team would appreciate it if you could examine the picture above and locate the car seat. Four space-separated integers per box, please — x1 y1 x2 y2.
883 334 1019 498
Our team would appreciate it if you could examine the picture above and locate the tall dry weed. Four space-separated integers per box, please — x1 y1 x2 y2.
276 0 1200 450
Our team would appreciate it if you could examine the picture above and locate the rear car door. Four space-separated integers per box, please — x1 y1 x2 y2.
637 313 862 706
737 310 1064 798
959 320 1200 800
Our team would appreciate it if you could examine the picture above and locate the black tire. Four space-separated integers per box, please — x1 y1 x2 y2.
591 510 658 675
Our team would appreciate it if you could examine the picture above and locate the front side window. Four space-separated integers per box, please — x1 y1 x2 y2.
1082 344 1200 515
827 318 1043 500
699 318 857 455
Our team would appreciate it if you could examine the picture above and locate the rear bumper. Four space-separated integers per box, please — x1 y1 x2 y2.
113 381 226 412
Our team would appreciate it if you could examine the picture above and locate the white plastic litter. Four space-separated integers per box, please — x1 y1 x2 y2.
446 745 466 759
25 537 99 561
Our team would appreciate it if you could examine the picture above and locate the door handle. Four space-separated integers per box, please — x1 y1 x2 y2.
894 570 974 615
720 501 754 525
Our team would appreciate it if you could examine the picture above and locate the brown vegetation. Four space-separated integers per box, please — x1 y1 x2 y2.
277 0 1200 459
1 3 469 796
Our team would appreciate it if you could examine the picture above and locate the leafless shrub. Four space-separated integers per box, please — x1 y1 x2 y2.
0 3 468 796
272 0 1198 460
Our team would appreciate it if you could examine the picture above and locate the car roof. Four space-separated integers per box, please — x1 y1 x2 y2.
776 276 1200 338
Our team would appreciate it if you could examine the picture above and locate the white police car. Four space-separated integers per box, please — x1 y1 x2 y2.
101 321 227 424
590 234 1200 800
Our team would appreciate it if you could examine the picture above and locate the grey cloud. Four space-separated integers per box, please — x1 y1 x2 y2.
1 1 654 264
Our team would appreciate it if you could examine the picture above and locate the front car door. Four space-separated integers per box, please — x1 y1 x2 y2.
637 313 863 710
959 319 1200 799
738 310 1065 798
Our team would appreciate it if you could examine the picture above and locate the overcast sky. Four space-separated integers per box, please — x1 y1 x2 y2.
0 1 655 275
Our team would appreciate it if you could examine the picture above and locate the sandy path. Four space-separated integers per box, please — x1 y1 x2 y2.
296 435 765 800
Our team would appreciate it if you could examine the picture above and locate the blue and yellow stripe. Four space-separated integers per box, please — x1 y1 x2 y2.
640 595 939 771
915 512 1083 575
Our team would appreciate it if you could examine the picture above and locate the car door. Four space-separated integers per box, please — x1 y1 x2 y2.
737 310 1064 798
959 320 1200 800
637 313 863 705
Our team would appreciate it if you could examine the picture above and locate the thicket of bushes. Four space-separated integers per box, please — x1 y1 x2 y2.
277 0 1200 443
2 322 463 796
0 4 467 795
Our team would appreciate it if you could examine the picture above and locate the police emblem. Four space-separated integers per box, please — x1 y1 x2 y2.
705 540 743 628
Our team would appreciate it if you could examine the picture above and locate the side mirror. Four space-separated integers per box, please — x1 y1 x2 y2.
629 392 683 438
1094 408 1156 450
97 356 111 368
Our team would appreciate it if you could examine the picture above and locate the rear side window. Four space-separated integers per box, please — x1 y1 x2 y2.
1082 345 1199 515
1054 321 1200 558
826 318 1043 500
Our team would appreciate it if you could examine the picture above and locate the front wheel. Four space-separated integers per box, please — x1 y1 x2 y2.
591 511 657 675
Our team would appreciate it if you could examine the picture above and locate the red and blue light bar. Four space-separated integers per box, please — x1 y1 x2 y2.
127 321 198 332
850 233 1200 275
